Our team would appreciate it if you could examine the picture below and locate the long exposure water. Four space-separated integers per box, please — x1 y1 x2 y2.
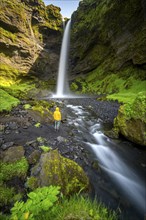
66 103 146 220
54 20 71 98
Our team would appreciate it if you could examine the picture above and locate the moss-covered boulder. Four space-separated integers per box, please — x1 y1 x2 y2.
114 92 146 146
28 150 89 195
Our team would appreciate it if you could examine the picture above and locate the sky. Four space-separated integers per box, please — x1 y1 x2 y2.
43 0 80 18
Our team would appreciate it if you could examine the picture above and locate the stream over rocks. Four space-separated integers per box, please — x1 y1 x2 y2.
0 98 145 220
63 99 146 220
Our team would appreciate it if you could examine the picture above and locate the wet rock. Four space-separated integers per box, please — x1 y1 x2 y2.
8 122 18 130
28 150 41 165
0 138 4 146
1 142 14 150
0 124 5 132
104 130 119 139
2 146 25 163
57 136 67 143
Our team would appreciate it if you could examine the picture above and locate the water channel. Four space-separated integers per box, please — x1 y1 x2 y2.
60 100 146 220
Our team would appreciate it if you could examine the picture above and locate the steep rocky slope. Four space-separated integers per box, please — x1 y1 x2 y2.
70 0 146 146
0 0 62 85
70 0 146 77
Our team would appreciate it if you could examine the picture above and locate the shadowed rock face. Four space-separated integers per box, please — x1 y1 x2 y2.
0 0 63 81
70 0 146 77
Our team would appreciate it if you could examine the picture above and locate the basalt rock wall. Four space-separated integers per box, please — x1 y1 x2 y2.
0 0 63 84
70 0 146 76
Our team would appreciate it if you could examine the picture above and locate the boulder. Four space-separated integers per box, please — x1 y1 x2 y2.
114 92 146 146
2 146 25 163
29 150 89 195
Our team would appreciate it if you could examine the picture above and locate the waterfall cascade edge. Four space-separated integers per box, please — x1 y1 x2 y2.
53 20 71 98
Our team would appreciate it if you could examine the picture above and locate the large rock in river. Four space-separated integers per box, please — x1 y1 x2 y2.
27 150 89 195
114 92 146 146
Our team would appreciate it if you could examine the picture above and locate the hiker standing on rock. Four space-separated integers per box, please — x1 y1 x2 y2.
53 107 61 131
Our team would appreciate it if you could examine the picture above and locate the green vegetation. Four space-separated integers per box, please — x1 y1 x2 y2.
40 145 52 152
113 92 146 145
0 157 28 183
45 195 117 220
71 66 146 104
23 104 32 110
9 185 117 220
0 64 20 86
0 27 16 42
0 157 28 207
10 186 60 220
0 89 20 112
37 136 47 143
0 185 15 206
26 177 39 190
34 122 41 128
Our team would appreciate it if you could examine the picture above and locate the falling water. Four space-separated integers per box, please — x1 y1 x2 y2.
54 20 71 98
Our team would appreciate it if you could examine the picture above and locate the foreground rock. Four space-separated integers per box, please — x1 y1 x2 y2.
27 150 89 195
114 92 146 146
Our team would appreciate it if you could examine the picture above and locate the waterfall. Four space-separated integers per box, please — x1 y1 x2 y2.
53 20 71 98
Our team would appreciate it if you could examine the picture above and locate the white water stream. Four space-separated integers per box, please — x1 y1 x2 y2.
67 104 146 216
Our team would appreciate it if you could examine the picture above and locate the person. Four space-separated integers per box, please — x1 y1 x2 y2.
53 107 61 131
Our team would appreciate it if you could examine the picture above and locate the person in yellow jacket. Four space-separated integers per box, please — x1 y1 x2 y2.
53 107 61 131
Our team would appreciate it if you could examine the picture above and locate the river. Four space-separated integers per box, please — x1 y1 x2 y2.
59 98 146 220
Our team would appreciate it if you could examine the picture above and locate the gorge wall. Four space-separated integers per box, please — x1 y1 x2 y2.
70 0 146 77
0 0 63 85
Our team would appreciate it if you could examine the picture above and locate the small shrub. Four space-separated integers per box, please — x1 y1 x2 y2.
10 186 60 220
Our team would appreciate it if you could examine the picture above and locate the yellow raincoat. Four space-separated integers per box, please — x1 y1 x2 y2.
53 107 61 121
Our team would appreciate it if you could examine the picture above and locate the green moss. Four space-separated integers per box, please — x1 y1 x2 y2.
113 92 146 145
31 100 54 119
0 64 20 86
0 80 36 100
0 27 16 42
26 176 39 190
71 65 146 104
0 89 20 112
31 150 89 195
123 92 146 122
23 103 31 110
40 145 52 152
0 185 15 206
0 157 28 183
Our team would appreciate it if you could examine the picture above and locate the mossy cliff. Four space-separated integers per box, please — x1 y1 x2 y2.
70 0 146 146
0 0 62 85
70 0 146 96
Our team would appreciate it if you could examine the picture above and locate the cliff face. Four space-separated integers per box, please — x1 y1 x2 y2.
0 0 62 85
70 0 146 76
